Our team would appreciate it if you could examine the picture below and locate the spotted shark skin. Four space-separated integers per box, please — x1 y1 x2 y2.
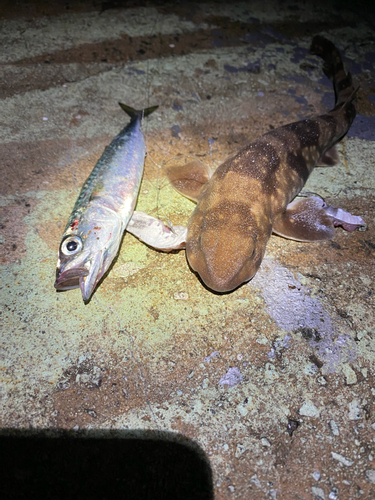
128 37 364 293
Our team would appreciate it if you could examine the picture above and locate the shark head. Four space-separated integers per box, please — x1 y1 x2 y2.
186 201 271 293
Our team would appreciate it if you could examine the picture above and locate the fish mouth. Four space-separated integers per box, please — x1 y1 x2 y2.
55 251 110 302
54 252 105 301
54 267 89 291
79 252 103 302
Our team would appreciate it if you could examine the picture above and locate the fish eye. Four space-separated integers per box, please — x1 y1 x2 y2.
61 236 83 256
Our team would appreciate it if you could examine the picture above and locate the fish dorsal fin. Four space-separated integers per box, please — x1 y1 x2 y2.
166 160 212 202
316 145 339 166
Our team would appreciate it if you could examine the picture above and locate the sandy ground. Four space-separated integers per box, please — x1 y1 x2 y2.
1 1 375 498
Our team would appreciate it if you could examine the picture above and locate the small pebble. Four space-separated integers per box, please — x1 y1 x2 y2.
329 420 339 436
342 364 357 385
331 451 353 466
311 486 325 500
365 469 375 484
219 367 243 387
317 376 327 385
299 400 320 417
43 117 48 121
329 487 338 500
287 419 299 436
312 471 321 481
348 400 362 420
235 443 246 457
251 475 261 488
304 363 318 376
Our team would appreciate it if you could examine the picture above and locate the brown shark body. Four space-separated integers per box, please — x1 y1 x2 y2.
125 37 364 292
163 36 360 292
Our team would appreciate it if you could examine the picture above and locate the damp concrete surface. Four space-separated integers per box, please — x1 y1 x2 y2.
1 1 375 499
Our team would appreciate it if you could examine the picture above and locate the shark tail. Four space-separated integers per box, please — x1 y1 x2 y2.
310 36 357 107
310 35 357 128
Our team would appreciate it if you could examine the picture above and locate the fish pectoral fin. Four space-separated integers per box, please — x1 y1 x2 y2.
316 145 339 166
127 211 187 252
319 202 366 232
166 160 212 202
272 197 335 241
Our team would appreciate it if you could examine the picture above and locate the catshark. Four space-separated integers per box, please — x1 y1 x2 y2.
126 36 365 292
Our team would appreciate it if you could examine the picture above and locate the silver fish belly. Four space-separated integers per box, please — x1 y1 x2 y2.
55 103 157 301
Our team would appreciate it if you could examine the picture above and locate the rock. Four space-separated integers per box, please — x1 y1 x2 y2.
219 367 243 387
312 471 321 481
342 363 357 385
331 452 353 466
348 400 362 420
312 486 325 499
264 362 279 383
299 400 320 417
304 363 318 376
329 420 339 436
365 469 375 484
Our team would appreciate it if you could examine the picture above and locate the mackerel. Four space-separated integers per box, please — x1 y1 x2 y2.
55 103 157 301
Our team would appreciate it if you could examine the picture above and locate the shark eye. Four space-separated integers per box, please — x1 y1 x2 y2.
61 236 83 256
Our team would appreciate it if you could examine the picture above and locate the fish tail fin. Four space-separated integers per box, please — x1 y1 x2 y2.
118 103 158 120
310 36 357 108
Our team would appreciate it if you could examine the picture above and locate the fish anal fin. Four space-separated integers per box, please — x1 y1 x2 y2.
166 160 212 202
317 145 339 166
273 197 335 242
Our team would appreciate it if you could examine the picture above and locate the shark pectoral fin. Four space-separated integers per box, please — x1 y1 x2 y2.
127 211 187 252
316 145 339 166
272 197 335 241
166 160 212 202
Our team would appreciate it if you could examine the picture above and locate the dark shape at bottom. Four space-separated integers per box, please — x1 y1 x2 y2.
0 430 213 500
